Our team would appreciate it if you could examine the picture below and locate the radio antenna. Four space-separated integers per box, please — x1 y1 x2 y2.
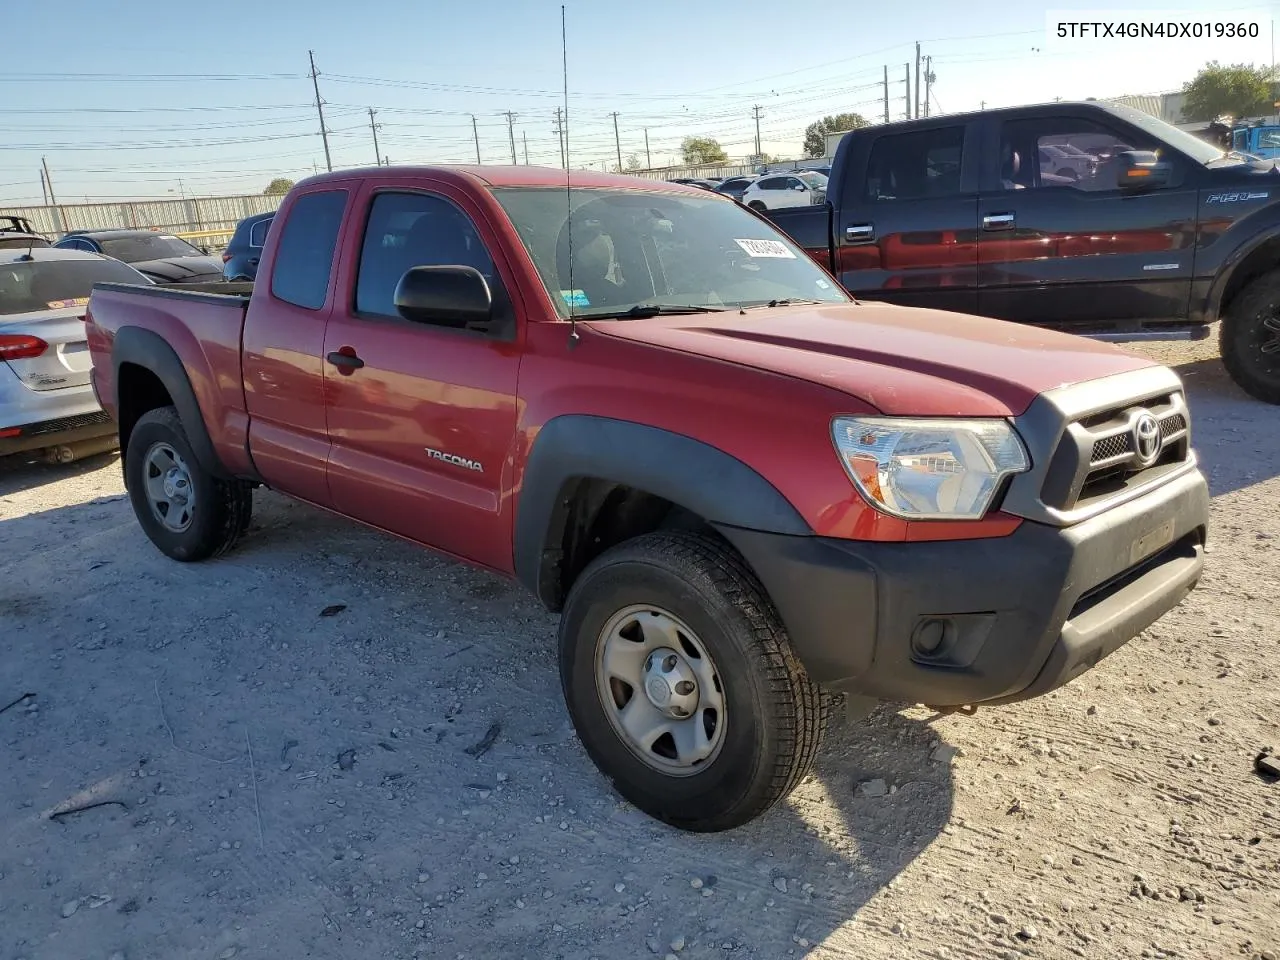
562 3 579 348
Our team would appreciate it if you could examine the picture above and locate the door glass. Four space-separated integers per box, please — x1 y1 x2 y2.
270 190 348 309
355 192 498 322
999 118 1162 192
864 127 965 201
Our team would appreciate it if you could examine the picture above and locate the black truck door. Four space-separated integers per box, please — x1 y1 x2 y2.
976 112 1198 331
833 119 979 313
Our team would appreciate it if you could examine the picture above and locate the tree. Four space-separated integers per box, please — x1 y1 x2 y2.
264 178 295 196
613 154 644 174
680 136 728 166
802 113 870 159
1182 62 1275 121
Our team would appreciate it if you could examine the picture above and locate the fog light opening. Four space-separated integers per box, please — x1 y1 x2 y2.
911 617 952 659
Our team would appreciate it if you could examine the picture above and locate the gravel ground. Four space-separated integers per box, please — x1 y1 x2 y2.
0 339 1275 960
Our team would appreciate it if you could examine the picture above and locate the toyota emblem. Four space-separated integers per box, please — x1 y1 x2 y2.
1132 412 1162 465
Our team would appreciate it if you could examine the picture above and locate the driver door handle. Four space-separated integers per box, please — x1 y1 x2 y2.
983 212 1016 231
845 223 875 243
326 350 364 370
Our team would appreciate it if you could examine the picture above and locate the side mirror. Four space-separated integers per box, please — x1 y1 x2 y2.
1116 150 1171 190
394 265 492 328
793 183 807 191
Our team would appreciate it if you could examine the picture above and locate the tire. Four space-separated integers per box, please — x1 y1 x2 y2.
125 406 253 561
558 531 826 832
1221 270 1280 405
747 200 767 212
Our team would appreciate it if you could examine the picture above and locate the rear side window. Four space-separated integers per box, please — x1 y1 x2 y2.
270 191 347 310
249 217 272 248
864 126 965 201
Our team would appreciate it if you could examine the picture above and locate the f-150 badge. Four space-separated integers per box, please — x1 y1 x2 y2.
1206 191 1269 204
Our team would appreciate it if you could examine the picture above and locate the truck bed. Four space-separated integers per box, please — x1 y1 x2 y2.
86 280 256 477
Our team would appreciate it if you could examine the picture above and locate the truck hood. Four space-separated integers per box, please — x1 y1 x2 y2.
587 302 1155 417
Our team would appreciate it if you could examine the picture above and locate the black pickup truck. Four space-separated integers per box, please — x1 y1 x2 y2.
764 101 1280 404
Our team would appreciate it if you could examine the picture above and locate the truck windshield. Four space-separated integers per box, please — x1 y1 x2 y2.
491 187 849 318
0 258 146 315
1107 105 1225 165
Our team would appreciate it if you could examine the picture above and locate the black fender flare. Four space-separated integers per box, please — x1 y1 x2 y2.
513 415 810 607
1204 209 1280 321
111 325 229 479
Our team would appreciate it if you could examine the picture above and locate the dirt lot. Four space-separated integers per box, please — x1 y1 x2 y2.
1 338 1275 960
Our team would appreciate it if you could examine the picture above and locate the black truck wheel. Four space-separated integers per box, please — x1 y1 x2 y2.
1221 271 1280 404
558 531 825 831
125 406 253 561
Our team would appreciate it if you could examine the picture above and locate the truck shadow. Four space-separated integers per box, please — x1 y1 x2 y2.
0 491 953 959
1171 357 1280 498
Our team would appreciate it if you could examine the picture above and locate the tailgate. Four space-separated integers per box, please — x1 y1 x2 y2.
1 306 92 391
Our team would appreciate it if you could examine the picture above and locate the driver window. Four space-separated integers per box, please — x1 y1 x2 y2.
999 118 1165 192
355 191 503 323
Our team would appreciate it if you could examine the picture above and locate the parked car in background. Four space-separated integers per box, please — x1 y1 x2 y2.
1 247 150 461
223 211 274 281
1037 143 1097 181
0 216 51 250
762 99 1280 404
53 229 224 285
667 178 718 190
714 175 756 200
741 171 828 211
87 164 1206 831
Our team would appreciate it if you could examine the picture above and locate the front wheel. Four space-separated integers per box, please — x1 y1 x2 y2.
1221 271 1280 404
558 532 825 831
125 406 253 561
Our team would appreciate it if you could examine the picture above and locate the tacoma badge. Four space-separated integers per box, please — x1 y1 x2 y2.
424 446 484 473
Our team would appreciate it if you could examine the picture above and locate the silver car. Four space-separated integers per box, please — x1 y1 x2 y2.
0 247 149 461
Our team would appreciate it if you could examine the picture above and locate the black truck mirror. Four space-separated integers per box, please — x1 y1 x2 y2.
1116 150 1170 190
394 265 493 329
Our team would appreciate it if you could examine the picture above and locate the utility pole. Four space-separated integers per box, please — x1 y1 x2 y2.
552 108 566 168
923 56 934 118
914 42 922 119
309 51 333 173
644 128 651 169
367 108 382 166
882 65 890 123
39 167 49 206
904 63 911 120
471 115 482 164
522 130 529 164
503 111 518 164
41 156 57 207
752 105 763 159
610 112 622 172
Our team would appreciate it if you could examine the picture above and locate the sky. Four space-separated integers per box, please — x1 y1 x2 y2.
2 0 1278 204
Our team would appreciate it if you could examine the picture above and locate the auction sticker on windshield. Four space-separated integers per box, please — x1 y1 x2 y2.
46 297 90 309
734 239 796 259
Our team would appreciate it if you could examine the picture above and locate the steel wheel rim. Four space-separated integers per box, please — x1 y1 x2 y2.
594 604 726 777
143 442 195 533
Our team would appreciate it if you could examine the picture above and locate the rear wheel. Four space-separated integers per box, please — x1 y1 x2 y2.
1221 270 1280 405
747 200 767 212
125 406 253 561
558 531 825 831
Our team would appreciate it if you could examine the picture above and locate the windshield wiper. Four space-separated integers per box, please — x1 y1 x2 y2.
577 303 728 320
737 297 827 309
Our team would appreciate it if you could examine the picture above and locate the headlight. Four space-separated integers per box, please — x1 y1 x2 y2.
832 417 1030 520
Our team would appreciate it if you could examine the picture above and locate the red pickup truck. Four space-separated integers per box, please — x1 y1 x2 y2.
86 166 1209 831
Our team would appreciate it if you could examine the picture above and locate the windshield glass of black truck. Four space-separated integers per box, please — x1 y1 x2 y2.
492 187 849 319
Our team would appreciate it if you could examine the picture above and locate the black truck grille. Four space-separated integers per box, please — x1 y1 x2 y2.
1041 392 1191 512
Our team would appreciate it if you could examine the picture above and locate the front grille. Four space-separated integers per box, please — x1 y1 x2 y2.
1040 390 1191 512
24 410 112 438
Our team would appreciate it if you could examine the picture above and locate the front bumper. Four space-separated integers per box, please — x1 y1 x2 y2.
718 466 1208 706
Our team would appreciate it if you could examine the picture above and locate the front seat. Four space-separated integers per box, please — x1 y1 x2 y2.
1001 147 1026 190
